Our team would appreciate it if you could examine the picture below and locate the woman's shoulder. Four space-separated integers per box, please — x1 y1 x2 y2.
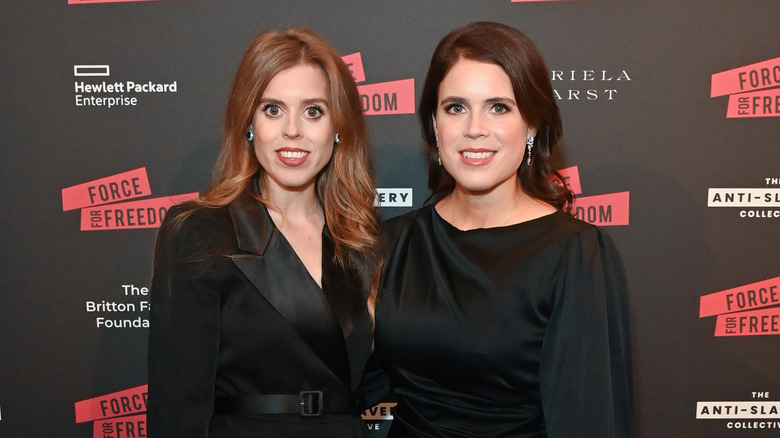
381 205 432 241
164 202 231 231
157 201 235 253
516 210 621 258
543 211 622 260
545 210 593 232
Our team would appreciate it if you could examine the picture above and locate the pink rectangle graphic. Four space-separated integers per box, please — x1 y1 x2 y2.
726 89 780 118
571 191 629 226
357 78 415 115
714 306 780 337
699 276 780 317
557 166 582 195
80 193 198 230
75 385 148 423
62 168 151 211
711 57 780 97
92 414 146 438
69 0 162 4
342 52 366 83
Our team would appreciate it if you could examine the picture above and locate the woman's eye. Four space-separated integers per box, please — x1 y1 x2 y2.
491 103 510 114
445 103 465 114
263 104 281 117
306 106 323 118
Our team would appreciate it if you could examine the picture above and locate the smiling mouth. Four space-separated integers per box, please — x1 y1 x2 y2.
278 150 308 159
461 151 495 159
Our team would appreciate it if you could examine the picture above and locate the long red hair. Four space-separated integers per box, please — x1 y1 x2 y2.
176 27 381 272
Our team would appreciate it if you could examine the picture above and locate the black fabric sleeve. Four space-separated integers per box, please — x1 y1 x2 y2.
539 226 634 437
147 212 221 438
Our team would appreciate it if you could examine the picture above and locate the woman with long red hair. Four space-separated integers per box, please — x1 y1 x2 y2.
147 27 383 437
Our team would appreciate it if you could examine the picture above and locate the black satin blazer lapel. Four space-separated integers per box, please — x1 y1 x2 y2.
228 192 369 387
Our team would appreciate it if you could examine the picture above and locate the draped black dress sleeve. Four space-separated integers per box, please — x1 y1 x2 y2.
375 205 633 438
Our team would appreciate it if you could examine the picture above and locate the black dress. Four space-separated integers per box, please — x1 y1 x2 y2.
375 205 633 437
147 190 378 437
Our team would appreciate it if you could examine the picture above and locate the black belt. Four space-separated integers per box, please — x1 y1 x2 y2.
214 391 365 417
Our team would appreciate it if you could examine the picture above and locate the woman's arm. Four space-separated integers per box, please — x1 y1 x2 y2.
147 212 222 438
539 227 634 438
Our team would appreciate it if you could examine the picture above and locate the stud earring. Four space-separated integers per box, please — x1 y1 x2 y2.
334 133 340 144
246 127 254 142
435 135 442 166
526 136 535 166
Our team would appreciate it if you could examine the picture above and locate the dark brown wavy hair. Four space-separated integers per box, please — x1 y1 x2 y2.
175 27 381 271
419 22 573 211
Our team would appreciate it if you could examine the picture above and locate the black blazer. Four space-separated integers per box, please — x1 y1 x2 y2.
147 190 375 437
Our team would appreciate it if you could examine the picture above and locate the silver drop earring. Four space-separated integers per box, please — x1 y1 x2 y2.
436 135 442 166
334 133 340 144
246 126 254 143
526 135 535 166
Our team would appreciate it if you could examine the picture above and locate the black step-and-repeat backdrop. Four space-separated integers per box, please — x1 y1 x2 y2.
1 0 779 436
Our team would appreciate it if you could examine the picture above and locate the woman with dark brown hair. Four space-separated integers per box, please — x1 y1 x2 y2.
147 27 382 437
375 22 633 437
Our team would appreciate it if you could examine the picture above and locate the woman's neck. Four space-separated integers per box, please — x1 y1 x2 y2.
438 183 554 230
263 181 323 229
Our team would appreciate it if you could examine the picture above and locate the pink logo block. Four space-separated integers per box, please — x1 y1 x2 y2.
80 193 198 230
699 276 780 317
558 166 582 195
342 52 366 83
571 191 630 226
69 0 161 4
92 414 146 438
711 57 780 97
358 78 415 115
62 168 151 211
75 385 148 423
726 89 780 118
715 306 780 337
